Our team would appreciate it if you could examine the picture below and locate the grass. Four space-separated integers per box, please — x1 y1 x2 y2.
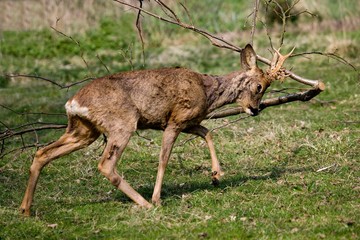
0 0 359 239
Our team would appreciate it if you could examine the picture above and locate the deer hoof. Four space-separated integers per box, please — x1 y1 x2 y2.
142 200 154 209
145 203 154 209
151 198 162 207
211 171 221 186
212 177 220 186
20 207 31 217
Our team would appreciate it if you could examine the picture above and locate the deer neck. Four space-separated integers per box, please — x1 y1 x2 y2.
203 71 248 113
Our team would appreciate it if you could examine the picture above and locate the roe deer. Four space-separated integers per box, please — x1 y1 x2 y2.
20 44 292 215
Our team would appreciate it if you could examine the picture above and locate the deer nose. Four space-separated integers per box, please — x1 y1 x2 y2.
249 107 259 116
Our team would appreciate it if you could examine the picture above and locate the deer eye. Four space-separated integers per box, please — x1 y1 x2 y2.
256 84 262 94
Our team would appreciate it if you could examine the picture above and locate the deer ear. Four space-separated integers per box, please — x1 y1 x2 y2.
241 44 257 71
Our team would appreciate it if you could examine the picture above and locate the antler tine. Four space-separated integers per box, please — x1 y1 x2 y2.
270 47 280 70
271 46 296 73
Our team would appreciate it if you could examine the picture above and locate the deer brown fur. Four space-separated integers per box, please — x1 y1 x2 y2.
20 44 273 216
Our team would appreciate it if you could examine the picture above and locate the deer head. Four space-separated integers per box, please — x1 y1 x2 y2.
237 44 294 116
236 44 269 116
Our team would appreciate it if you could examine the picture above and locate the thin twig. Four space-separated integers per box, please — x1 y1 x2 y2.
0 104 66 117
0 143 48 159
113 0 241 52
155 0 181 22
179 2 194 26
1 139 4 155
96 54 110 74
119 44 135 70
51 25 92 74
316 164 336 172
50 26 80 46
250 0 260 46
135 131 154 142
291 51 357 72
0 121 10 130
6 74 94 89
177 115 250 147
1 121 66 134
0 124 67 141
6 74 63 88
136 0 146 66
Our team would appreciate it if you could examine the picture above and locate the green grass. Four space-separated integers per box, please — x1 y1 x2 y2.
0 0 359 239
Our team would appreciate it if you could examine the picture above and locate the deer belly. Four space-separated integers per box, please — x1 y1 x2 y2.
136 110 171 130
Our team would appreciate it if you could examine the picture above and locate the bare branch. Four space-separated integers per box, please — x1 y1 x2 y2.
1 139 4 155
290 9 316 18
271 0 287 47
112 0 331 90
50 25 91 73
136 0 146 66
96 54 110 74
0 142 49 160
291 51 358 72
154 0 181 23
50 26 80 46
0 104 66 119
119 43 135 70
1 121 67 134
206 85 324 119
0 124 67 141
0 121 10 130
250 0 260 45
113 0 242 52
260 20 275 50
177 115 250 147
6 74 63 88
62 77 95 89
179 2 194 26
6 74 94 89
316 164 336 172
263 0 304 47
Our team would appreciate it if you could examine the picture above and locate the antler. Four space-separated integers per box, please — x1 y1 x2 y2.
266 46 295 82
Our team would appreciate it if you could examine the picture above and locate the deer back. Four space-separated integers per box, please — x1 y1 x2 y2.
66 67 209 131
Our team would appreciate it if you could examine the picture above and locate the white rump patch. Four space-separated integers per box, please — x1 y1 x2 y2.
65 100 89 117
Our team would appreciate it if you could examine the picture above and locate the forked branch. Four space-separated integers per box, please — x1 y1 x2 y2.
206 86 324 119
5 74 94 89
113 0 325 90
114 0 241 52
112 0 333 123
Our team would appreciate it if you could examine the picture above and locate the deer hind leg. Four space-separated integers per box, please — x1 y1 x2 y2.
20 116 100 216
184 125 223 186
97 131 152 209
152 126 181 205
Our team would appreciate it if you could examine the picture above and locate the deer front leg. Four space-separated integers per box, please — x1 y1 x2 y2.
152 126 180 205
98 133 152 209
185 125 223 185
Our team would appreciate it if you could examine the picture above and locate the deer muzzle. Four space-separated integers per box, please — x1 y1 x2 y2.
244 106 259 116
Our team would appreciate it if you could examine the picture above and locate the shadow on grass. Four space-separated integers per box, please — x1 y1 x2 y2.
1 160 316 216
144 164 316 202
62 164 316 207
1 160 315 216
